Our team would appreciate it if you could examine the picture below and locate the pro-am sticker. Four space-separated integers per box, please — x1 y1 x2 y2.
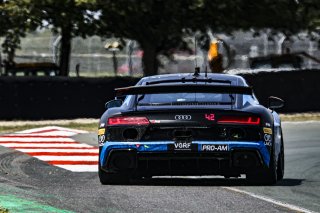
201 144 229 152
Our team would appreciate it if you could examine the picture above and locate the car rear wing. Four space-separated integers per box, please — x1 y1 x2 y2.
115 84 253 97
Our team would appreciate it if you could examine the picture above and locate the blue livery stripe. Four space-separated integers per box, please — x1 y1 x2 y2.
100 141 270 167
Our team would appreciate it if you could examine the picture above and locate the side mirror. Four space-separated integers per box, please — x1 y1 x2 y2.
105 99 123 109
268 96 284 110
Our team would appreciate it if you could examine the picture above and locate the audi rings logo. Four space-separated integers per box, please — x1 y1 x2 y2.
174 115 192 120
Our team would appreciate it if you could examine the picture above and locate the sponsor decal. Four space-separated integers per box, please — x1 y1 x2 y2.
98 135 105 146
144 145 150 148
263 127 272 134
174 115 192 120
100 123 105 128
201 144 228 152
264 141 272 146
265 123 271 127
264 134 272 142
136 144 140 148
98 128 105 135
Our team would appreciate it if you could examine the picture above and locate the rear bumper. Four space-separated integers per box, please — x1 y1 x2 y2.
100 141 270 176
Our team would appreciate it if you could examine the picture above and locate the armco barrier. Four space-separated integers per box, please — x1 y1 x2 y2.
0 69 319 120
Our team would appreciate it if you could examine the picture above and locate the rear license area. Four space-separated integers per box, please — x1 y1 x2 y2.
168 141 229 152
168 140 197 151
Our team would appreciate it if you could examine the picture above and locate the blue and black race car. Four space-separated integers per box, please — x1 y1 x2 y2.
98 72 285 185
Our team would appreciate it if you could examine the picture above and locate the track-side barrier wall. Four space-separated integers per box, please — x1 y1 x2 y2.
0 70 319 120
240 69 320 113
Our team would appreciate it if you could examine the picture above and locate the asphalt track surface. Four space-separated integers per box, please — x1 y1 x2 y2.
0 122 319 212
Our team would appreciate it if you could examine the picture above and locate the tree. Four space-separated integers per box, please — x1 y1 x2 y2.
0 0 34 63
95 0 319 76
2 0 318 76
95 0 205 76
297 0 320 31
17 0 97 76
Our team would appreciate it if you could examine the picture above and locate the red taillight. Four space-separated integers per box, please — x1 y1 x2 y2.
107 116 150 126
218 116 260 125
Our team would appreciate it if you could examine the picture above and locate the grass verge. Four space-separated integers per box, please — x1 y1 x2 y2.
280 113 320 122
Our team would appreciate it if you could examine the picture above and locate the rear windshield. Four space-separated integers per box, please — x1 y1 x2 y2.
137 92 235 106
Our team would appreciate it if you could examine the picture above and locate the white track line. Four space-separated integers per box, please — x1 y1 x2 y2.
16 126 88 134
56 165 98 172
3 132 77 137
0 143 92 148
17 149 98 153
1 134 70 137
223 187 316 213
0 138 75 142
35 156 98 161
15 126 57 133
33 131 83 136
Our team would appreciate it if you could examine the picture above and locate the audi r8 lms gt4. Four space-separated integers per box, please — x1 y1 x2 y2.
98 72 285 185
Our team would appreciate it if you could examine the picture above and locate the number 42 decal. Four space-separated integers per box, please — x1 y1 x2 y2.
205 114 215 121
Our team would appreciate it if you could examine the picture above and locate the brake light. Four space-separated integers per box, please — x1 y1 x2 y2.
218 116 260 125
107 116 150 125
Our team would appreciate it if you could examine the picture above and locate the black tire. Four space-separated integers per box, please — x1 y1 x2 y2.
263 149 278 184
99 166 130 185
247 136 278 185
247 153 277 185
277 135 285 180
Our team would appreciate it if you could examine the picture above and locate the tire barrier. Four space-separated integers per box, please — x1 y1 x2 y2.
0 69 319 120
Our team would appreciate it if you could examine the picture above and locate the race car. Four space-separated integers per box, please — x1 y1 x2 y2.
98 72 285 185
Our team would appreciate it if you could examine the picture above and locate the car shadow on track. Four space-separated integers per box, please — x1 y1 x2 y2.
129 177 304 187
275 178 304 186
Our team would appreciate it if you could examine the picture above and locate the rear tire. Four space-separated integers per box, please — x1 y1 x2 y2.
262 153 278 185
247 147 278 185
247 160 277 185
99 166 130 185
277 137 285 180
247 127 285 185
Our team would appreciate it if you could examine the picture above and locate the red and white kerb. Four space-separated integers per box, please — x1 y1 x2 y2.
0 126 98 172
